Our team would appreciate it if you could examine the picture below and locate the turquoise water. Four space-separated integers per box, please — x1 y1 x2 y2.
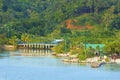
0 49 120 80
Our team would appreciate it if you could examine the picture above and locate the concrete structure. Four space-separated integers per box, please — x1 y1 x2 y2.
18 43 57 49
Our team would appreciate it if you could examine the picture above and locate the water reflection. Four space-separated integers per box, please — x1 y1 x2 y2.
16 49 53 56
104 64 120 72
0 49 10 58
1 49 120 72
0 49 120 80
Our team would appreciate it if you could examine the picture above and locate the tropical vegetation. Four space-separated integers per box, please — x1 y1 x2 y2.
0 0 120 58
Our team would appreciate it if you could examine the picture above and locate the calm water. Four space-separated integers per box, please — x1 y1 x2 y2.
0 49 120 80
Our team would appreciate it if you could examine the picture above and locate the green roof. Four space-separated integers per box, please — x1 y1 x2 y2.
85 44 105 50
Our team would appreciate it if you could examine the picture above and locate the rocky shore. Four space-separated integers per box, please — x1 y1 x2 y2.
53 53 120 68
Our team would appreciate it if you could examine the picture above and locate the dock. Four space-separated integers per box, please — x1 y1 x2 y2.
18 43 57 49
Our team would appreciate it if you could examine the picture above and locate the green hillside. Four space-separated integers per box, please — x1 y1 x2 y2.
0 0 120 46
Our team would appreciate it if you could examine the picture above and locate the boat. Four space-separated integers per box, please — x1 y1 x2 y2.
91 62 106 68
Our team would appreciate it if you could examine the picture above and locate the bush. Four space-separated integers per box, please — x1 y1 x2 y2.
105 57 110 62
78 49 87 60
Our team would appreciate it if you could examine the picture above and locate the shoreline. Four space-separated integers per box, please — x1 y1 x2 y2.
53 53 120 68
7 48 120 68
0 45 17 51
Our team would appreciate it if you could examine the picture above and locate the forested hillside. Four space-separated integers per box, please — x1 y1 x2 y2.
0 0 120 45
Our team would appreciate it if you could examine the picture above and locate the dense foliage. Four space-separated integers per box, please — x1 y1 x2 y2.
0 0 120 54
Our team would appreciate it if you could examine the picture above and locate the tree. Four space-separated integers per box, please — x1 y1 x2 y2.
0 0 120 46
104 39 120 54
8 36 18 45
52 42 65 54
21 33 30 43
0 34 8 45
102 6 116 31
86 46 95 57
78 47 87 60
110 17 120 30
48 28 61 39
0 0 3 10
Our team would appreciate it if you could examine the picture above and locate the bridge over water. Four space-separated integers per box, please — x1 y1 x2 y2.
18 43 57 49
18 39 63 49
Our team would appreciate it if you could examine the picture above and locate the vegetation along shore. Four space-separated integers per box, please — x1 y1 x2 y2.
0 0 120 67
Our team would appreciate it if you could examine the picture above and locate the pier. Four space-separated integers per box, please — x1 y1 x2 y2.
18 43 57 49
17 39 63 49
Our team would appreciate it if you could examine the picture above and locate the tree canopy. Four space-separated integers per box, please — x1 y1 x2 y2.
0 0 120 55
